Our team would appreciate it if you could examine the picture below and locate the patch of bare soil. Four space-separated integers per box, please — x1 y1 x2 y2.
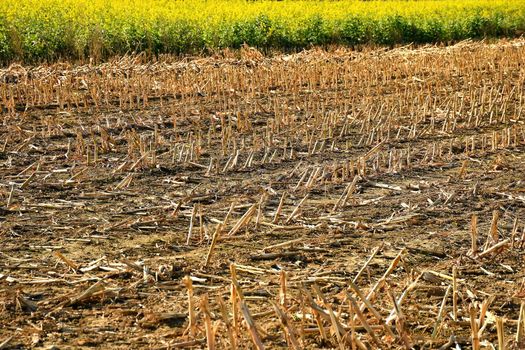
1 40 525 349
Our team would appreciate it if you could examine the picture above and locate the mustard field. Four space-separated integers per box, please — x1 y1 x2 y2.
0 0 524 62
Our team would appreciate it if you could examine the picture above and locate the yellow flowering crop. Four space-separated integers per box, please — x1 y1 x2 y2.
0 0 523 63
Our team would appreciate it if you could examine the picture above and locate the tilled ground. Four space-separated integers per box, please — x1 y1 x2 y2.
1 40 525 349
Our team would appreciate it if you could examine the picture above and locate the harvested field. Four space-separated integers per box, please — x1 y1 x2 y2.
1 39 525 349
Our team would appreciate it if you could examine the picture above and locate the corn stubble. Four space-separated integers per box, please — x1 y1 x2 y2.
2 40 525 348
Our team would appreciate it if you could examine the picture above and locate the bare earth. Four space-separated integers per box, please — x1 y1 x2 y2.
1 40 525 349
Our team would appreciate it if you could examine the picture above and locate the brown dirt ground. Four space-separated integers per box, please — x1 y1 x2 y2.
1 40 525 349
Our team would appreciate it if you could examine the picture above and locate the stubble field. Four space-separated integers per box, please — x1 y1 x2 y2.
1 40 525 349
